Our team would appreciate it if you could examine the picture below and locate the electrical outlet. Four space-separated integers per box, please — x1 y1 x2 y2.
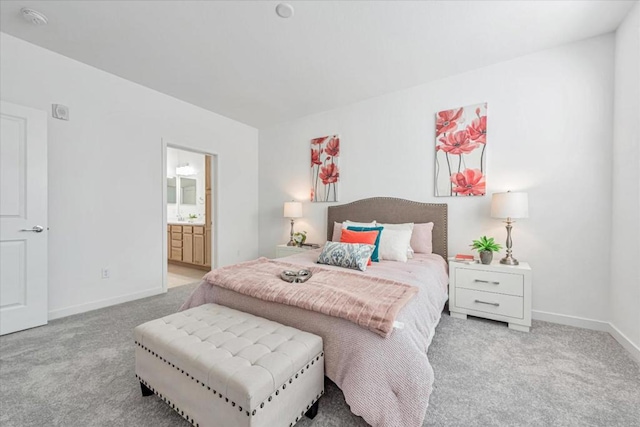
101 268 110 279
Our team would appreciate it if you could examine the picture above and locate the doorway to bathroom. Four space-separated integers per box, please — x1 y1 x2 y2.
162 143 217 289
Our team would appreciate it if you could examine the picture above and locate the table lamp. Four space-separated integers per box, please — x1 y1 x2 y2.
491 191 529 265
283 201 302 246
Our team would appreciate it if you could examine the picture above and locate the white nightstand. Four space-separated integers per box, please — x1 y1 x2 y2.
274 244 315 258
448 260 532 332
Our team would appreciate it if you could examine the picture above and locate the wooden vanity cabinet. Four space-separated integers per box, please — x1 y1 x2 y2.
168 224 209 270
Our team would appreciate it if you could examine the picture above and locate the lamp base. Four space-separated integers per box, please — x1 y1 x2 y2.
500 256 519 266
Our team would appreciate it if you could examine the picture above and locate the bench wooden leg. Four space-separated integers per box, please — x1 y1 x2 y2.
305 400 319 419
140 382 153 397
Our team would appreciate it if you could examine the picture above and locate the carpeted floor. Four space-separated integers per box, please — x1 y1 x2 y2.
1 283 638 427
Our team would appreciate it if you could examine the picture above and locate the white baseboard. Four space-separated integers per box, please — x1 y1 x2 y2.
532 310 640 364
608 323 640 364
48 287 166 320
532 310 610 331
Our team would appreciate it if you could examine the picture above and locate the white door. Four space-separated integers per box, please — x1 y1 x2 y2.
0 101 48 335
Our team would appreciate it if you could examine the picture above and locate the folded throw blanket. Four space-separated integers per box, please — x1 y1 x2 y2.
203 257 418 337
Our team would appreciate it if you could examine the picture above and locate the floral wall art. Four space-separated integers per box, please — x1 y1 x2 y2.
435 103 487 197
311 135 340 202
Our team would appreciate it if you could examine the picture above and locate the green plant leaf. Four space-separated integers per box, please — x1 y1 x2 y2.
470 236 502 252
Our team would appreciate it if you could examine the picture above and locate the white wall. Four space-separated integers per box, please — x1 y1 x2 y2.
611 2 640 357
0 33 259 319
259 34 615 324
166 147 206 223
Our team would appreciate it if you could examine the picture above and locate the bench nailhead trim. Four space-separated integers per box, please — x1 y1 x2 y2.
135 342 324 416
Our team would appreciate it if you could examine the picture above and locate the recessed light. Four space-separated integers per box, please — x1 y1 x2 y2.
275 3 294 19
21 8 48 25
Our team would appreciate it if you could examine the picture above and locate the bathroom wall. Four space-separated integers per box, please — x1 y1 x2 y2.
166 147 207 223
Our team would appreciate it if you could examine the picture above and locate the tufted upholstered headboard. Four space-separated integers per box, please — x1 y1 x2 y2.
326 197 448 261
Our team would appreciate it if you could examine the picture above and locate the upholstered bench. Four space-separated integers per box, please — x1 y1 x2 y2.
134 303 324 427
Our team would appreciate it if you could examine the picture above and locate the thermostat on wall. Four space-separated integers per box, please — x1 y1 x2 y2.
52 104 69 121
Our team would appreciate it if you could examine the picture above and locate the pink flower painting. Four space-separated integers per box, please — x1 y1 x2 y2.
311 135 340 202
435 103 487 197
450 169 486 196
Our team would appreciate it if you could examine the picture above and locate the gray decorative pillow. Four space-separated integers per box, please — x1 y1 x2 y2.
317 242 376 271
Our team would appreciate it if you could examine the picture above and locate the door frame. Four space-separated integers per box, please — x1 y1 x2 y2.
161 139 219 291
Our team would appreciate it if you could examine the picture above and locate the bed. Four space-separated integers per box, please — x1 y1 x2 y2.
180 197 449 427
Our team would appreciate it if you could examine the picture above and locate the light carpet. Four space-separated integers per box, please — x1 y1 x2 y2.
1 283 638 427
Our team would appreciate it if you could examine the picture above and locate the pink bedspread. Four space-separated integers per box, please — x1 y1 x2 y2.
180 250 448 427
202 258 418 337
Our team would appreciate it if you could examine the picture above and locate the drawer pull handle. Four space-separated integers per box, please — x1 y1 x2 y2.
474 279 500 285
474 299 500 307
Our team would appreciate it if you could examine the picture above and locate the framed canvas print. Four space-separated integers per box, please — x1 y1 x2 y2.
311 135 340 202
435 103 487 197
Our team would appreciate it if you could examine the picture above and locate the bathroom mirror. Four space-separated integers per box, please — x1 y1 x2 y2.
167 177 177 204
180 178 197 205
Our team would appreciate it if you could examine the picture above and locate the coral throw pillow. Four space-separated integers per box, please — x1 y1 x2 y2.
340 229 379 265
346 226 383 262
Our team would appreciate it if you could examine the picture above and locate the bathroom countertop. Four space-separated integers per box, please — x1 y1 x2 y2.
168 222 206 226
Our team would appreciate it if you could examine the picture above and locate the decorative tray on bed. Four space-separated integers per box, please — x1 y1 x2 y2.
280 269 313 283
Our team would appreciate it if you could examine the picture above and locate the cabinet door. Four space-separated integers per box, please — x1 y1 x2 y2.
170 248 182 261
194 234 205 265
183 233 194 263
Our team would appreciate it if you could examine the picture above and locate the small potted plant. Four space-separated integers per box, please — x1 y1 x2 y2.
293 231 307 247
470 236 502 265
188 214 198 223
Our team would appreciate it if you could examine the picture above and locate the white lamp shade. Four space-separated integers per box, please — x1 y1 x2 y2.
491 192 529 219
283 201 302 218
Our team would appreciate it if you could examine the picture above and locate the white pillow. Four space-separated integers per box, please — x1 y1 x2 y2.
377 228 413 262
342 220 376 229
377 223 414 262
407 246 414 259
377 222 414 232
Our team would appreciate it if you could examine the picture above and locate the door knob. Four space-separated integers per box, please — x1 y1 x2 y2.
20 225 44 233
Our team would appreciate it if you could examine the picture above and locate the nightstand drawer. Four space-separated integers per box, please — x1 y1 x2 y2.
455 268 523 296
455 288 523 319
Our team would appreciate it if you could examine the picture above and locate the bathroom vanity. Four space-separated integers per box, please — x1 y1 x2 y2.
167 223 211 270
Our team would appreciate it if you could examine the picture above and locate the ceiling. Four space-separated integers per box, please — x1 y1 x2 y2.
0 1 635 128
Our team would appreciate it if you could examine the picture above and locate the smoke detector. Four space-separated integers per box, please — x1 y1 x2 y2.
21 8 48 25
275 3 294 19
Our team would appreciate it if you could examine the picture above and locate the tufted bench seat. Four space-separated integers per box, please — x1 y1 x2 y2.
134 303 324 427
